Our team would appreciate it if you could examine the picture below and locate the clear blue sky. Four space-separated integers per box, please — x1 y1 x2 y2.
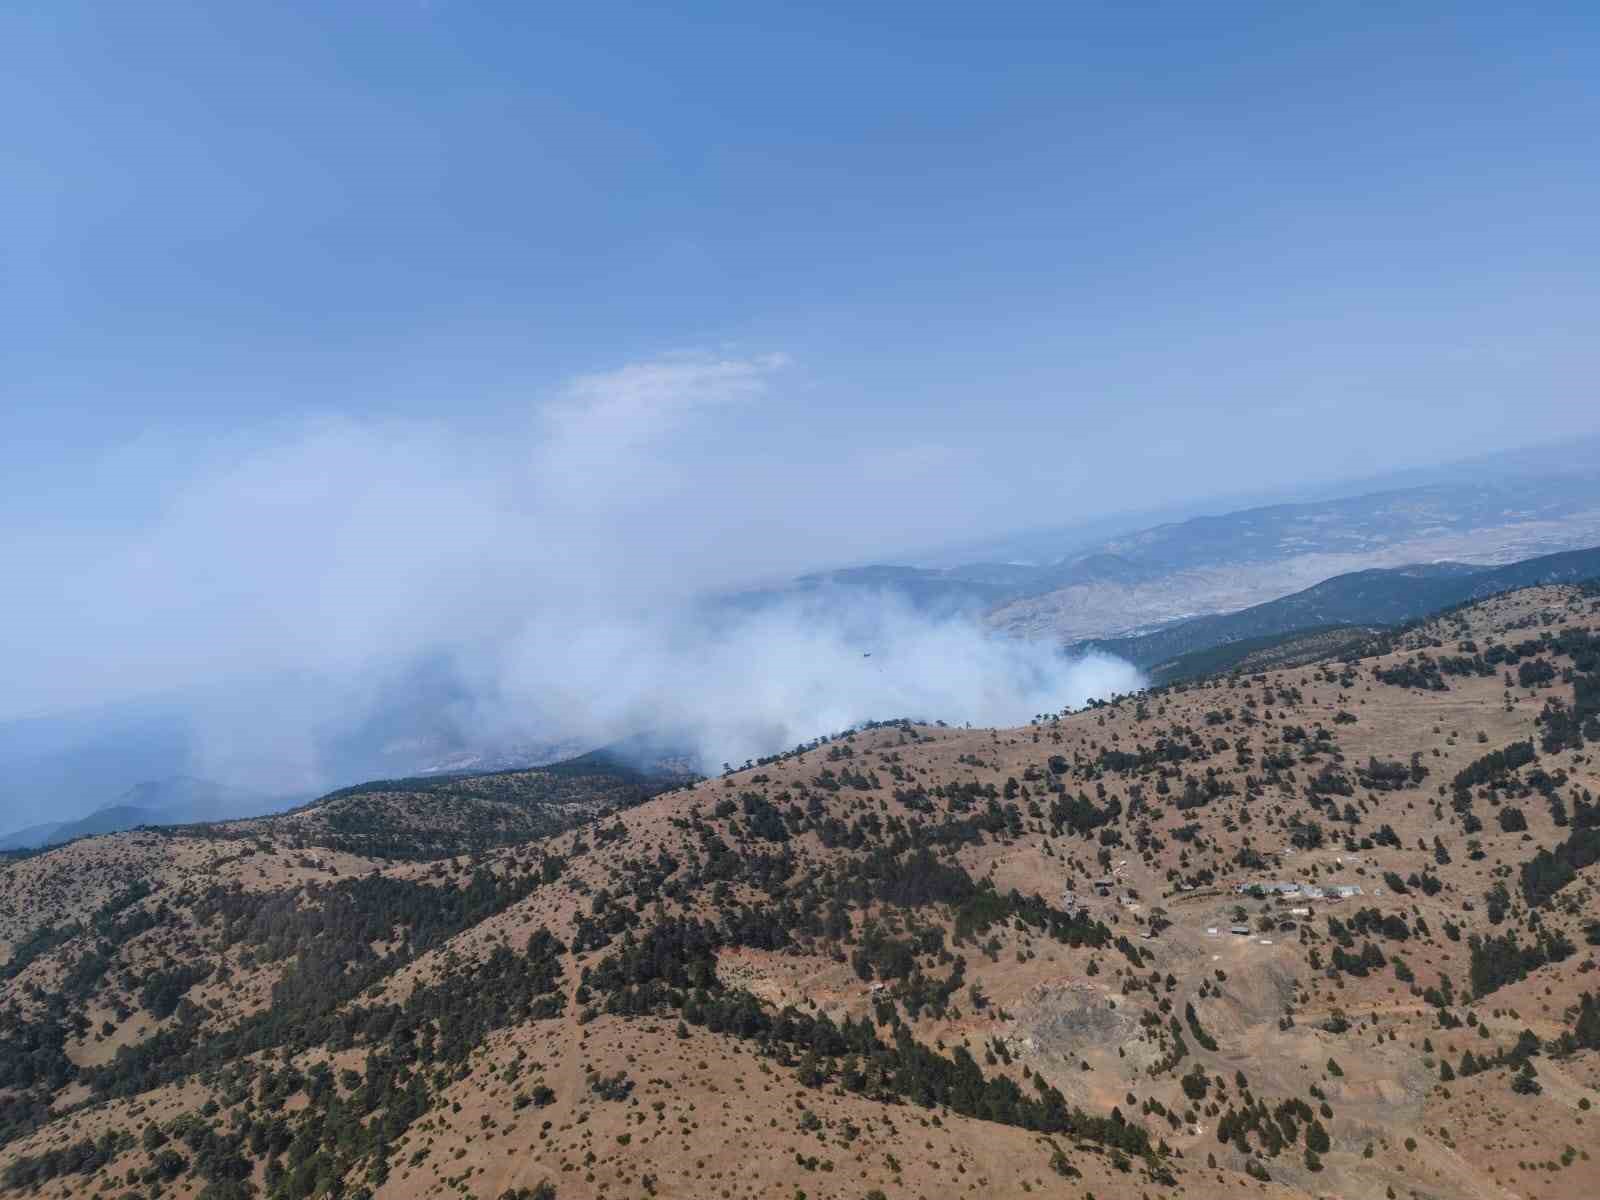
3 2 1600 744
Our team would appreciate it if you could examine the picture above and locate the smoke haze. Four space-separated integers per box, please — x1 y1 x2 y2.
12 3 1600 826
1 354 1142 820
486 594 1144 774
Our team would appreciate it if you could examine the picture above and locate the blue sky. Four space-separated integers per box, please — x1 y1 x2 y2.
7 2 1599 505
3 3 1600 786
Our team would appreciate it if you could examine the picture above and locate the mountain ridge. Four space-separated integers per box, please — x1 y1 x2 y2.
1079 542 1600 677
0 775 288 851
754 466 1600 645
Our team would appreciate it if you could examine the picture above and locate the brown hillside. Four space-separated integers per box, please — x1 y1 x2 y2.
3 583 1599 1200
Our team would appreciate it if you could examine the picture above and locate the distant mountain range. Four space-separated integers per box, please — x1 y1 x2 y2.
1078 543 1600 681
769 552 1166 619
0 775 287 851
774 466 1600 642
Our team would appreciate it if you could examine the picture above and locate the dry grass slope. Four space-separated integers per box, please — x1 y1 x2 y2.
3 583 1600 1200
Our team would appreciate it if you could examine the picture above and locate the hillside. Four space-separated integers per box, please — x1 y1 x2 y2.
0 779 290 853
782 553 1166 619
0 825 64 855
251 757 688 861
3 584 1600 1200
783 469 1600 642
1082 542 1600 679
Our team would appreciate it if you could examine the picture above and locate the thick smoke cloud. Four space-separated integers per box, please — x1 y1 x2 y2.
3 354 1142 809
486 594 1143 773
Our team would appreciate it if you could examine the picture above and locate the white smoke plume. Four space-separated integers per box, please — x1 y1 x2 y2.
486 594 1144 774
1 353 1144 808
